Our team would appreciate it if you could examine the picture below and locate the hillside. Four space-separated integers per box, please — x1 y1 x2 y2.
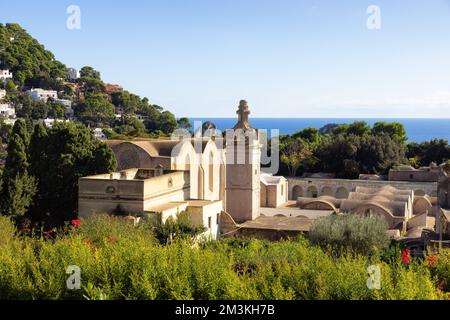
0 23 184 138
0 23 67 87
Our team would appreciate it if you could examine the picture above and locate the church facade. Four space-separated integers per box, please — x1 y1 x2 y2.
78 100 288 239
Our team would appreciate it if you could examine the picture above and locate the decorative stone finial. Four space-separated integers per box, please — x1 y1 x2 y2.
233 100 253 130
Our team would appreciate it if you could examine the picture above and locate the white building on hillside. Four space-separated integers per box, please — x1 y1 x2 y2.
93 128 106 141
0 104 15 119
28 88 58 102
0 89 6 100
42 118 69 128
67 68 79 81
0 70 13 84
55 98 72 107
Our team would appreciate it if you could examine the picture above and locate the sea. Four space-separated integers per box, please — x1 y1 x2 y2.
187 118 450 143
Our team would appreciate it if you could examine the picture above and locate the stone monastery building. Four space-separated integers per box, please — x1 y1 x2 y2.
79 100 287 239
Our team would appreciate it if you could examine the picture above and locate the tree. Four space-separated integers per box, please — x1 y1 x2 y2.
75 94 115 127
332 121 371 136
0 23 67 87
28 122 117 225
315 134 405 178
319 123 339 135
406 139 450 167
1 120 37 217
177 117 192 130
346 121 371 136
280 138 315 176
79 66 101 80
145 111 178 135
292 128 320 144
372 122 408 145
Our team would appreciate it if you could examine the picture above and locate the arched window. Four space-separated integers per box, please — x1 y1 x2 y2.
209 152 214 192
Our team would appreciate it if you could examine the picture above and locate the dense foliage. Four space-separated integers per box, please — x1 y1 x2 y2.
0 23 182 139
0 120 117 226
0 23 67 87
309 214 390 256
279 121 448 178
0 215 447 300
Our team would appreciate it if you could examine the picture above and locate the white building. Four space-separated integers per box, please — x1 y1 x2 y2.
0 70 13 84
28 88 58 102
66 68 79 81
93 128 106 141
0 104 15 119
42 118 69 128
55 98 72 107
0 89 6 100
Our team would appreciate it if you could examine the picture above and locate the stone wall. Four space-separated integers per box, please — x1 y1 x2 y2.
288 177 437 200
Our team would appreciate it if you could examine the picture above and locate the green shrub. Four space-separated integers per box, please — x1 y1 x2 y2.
0 215 446 300
308 214 390 255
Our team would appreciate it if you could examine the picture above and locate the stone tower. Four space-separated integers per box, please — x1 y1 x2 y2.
225 100 261 223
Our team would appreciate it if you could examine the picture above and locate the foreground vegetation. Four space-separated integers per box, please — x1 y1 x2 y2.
0 215 449 300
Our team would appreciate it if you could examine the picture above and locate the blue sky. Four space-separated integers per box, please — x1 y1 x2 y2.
1 0 450 118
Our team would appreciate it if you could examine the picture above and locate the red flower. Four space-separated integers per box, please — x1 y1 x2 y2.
400 248 411 265
426 255 438 268
70 220 81 228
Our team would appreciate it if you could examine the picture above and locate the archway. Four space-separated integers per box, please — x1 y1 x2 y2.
306 186 319 198
336 187 349 199
198 166 204 200
321 186 333 196
292 185 303 200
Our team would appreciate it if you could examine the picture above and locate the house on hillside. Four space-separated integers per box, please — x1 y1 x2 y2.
0 70 13 84
28 88 58 102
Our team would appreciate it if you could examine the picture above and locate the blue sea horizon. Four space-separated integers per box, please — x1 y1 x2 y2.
187 118 450 143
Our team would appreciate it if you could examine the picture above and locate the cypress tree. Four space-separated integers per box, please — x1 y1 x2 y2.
1 120 37 217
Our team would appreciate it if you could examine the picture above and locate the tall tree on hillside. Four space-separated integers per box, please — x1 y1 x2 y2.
79 66 101 80
74 94 115 127
0 120 37 216
28 122 117 225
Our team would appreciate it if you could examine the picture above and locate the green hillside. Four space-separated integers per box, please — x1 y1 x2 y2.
0 23 67 87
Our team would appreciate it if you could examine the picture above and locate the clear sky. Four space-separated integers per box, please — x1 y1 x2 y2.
1 0 450 118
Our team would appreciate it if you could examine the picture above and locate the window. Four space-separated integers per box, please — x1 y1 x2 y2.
216 213 220 225
209 152 214 192
281 184 284 196
208 217 212 229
